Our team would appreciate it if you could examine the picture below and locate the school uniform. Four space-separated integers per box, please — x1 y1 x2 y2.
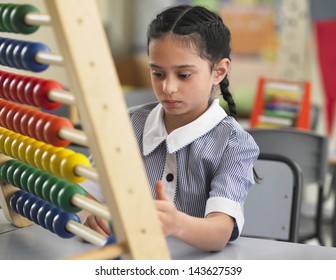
129 98 260 241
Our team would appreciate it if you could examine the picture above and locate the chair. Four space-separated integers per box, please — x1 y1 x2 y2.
246 128 329 245
242 153 303 242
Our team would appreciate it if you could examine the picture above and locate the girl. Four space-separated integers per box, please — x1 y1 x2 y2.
84 5 259 252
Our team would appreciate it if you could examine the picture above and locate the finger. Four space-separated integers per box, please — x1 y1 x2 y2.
155 180 170 201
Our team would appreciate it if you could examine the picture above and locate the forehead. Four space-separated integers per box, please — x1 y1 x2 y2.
148 35 207 67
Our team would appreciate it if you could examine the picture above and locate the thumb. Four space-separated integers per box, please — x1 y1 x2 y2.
155 180 169 201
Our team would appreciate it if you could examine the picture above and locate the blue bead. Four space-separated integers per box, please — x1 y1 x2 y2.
104 235 117 245
16 192 32 217
0 38 11 66
21 42 50 72
44 207 61 232
12 40 26 69
9 190 24 213
30 199 46 225
53 212 80 239
37 203 54 229
23 196 39 220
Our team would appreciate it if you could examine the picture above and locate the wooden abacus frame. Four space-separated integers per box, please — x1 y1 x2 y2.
0 0 170 260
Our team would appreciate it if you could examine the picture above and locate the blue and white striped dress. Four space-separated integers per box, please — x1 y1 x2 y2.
129 99 260 241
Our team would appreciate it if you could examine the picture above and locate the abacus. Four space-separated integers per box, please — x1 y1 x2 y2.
0 0 170 260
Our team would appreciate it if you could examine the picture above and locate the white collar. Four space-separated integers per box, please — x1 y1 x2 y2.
143 99 227 155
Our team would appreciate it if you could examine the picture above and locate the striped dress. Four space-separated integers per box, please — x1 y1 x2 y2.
129 99 260 241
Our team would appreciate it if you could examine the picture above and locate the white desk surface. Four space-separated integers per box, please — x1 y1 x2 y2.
1 210 336 260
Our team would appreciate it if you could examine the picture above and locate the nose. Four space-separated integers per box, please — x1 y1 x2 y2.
162 76 177 95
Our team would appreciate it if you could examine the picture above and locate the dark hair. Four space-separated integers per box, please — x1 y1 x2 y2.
147 5 237 119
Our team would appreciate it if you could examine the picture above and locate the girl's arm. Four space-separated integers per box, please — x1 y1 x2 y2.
155 181 234 252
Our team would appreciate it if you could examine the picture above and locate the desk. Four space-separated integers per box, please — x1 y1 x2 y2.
1 211 336 260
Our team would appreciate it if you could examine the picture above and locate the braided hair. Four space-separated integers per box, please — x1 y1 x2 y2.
147 5 237 119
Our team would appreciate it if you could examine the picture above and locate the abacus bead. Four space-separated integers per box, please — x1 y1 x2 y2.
0 72 12 98
1 4 16 33
35 114 56 141
0 129 14 154
21 42 50 72
11 135 28 159
16 76 31 103
16 191 31 216
34 172 52 199
0 159 15 184
3 133 17 157
13 107 30 134
41 176 60 202
9 190 23 212
27 169 45 195
9 76 22 102
27 110 44 139
3 73 16 99
37 203 54 229
49 149 74 177
23 78 41 105
20 109 38 136
43 117 73 147
0 39 11 66
6 105 21 131
60 153 91 183
5 42 18 68
23 195 39 220
58 183 86 213
5 160 22 186
20 166 36 192
33 80 62 110
34 144 53 170
18 137 35 162
49 180 67 206
45 207 61 232
25 141 44 166
30 199 46 224
41 146 62 172
13 163 28 189
53 212 80 238
104 235 117 245
12 40 26 69
9 4 40 34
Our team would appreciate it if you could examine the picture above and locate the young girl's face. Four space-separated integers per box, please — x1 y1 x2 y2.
148 35 228 125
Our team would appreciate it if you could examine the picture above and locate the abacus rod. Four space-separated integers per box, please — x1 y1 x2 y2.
66 243 126 260
35 52 64 66
58 127 88 147
48 89 75 105
24 13 51 26
72 194 110 221
75 165 99 182
65 220 107 247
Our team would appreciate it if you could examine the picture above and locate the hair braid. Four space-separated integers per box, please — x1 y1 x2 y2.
219 76 237 119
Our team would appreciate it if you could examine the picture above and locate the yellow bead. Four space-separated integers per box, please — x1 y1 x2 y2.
25 141 45 166
49 148 75 177
41 146 63 173
60 153 90 183
18 137 36 162
34 143 53 170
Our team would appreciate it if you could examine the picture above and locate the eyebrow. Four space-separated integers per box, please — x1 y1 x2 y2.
149 63 196 69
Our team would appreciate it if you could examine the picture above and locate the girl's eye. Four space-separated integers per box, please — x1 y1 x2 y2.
151 71 163 78
179 74 191 79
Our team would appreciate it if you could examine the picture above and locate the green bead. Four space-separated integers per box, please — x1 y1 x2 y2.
0 4 12 32
58 183 86 213
6 161 22 186
9 4 39 34
41 176 61 201
0 160 16 184
13 164 29 189
2 4 17 33
27 169 45 195
20 166 37 192
49 180 67 206
34 172 52 199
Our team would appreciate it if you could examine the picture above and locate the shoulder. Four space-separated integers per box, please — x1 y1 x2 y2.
128 102 159 117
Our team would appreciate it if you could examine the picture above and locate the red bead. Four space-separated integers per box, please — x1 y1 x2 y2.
16 76 32 104
43 117 73 147
0 72 12 99
27 110 45 140
33 80 62 110
9 76 22 103
20 109 40 136
12 107 30 134
23 78 41 105
5 105 21 131
2 74 16 100
35 114 56 142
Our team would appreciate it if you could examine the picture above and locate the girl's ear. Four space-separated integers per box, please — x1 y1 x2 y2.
213 58 230 85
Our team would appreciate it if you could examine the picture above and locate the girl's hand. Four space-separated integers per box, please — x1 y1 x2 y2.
154 180 182 236
84 214 111 237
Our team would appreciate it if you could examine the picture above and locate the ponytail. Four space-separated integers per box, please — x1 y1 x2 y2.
219 75 237 120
